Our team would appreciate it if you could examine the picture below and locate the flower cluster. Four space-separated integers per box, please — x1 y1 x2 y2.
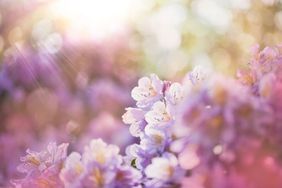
0 41 136 186
177 45 282 187
237 44 282 105
14 139 141 188
60 139 141 188
12 45 282 188
13 142 69 187
122 74 185 187
238 44 282 144
181 75 273 164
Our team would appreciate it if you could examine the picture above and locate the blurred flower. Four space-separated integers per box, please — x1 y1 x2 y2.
60 139 141 188
14 142 68 187
165 82 184 105
60 152 83 188
82 139 122 166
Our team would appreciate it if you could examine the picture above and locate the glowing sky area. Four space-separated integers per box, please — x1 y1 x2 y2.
49 0 145 40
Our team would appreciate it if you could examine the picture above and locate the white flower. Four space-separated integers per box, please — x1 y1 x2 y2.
122 107 146 137
140 126 167 151
189 66 211 85
47 142 69 164
165 82 184 105
129 122 146 137
82 139 122 166
145 153 179 181
131 74 163 108
122 108 145 125
184 65 213 94
145 101 174 127
17 142 68 174
60 152 84 188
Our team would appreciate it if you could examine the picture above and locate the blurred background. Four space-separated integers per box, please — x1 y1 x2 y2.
0 0 282 186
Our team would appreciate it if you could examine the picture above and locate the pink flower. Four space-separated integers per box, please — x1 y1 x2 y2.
14 143 68 187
